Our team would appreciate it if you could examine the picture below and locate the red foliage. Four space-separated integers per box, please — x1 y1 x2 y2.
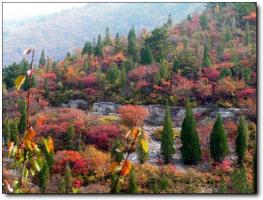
243 11 256 21
135 79 150 90
171 75 194 100
80 73 97 87
224 120 237 139
212 159 233 173
53 150 88 175
128 65 159 81
85 124 121 150
193 78 212 100
202 67 220 81
237 87 256 99
118 105 149 127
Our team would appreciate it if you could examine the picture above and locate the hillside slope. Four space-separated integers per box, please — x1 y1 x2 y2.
3 3 205 65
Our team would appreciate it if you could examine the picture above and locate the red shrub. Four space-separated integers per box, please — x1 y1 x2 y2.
53 150 88 175
128 65 159 81
118 105 149 127
202 67 220 81
85 124 121 150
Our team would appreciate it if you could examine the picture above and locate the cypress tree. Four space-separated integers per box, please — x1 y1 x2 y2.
161 103 175 164
9 120 19 145
127 26 139 62
18 99 27 135
114 33 121 53
107 63 120 84
181 100 201 165
82 41 93 56
39 49 46 66
203 45 212 67
111 139 124 163
210 113 229 162
104 27 112 46
94 34 103 56
231 167 249 193
39 159 50 193
140 45 153 65
127 167 138 193
166 14 172 27
65 125 75 150
236 116 248 165
64 162 73 193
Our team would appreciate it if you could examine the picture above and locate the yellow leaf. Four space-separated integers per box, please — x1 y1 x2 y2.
43 136 54 153
8 142 14 153
140 138 149 153
23 127 36 142
120 160 131 176
15 75 26 91
25 140 37 151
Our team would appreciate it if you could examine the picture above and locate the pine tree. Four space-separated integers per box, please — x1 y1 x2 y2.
23 75 36 91
111 139 124 163
82 41 93 55
114 33 121 53
9 120 19 145
161 103 175 164
39 159 50 193
104 27 112 46
94 34 103 56
107 63 120 84
210 113 229 162
18 99 27 135
166 14 172 27
136 134 149 163
236 116 248 165
200 14 208 30
203 45 212 67
39 49 46 66
65 125 75 150
140 45 153 65
231 167 250 193
181 100 201 165
127 167 138 193
127 26 139 62
64 162 73 193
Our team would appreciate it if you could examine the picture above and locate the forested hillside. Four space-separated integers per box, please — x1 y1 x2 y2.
3 2 257 194
3 3 204 65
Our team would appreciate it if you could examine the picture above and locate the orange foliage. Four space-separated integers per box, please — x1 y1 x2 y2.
118 105 149 127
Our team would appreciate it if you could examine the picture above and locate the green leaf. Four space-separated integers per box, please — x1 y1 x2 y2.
15 75 26 91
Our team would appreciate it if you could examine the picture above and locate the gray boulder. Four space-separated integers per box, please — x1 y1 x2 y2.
92 102 119 115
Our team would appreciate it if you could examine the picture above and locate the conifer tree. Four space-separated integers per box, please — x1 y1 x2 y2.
23 75 36 91
236 116 248 165
82 41 93 55
104 27 112 46
111 139 124 163
39 159 50 193
18 99 27 135
114 33 121 53
127 167 138 193
203 45 212 67
200 14 208 30
181 99 201 165
94 34 103 56
107 63 120 84
210 113 229 162
231 167 250 193
64 162 73 193
39 49 46 66
166 14 172 27
161 103 175 164
65 125 75 150
9 120 19 145
140 45 153 65
127 26 139 62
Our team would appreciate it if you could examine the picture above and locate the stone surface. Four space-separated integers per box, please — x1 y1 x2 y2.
92 102 120 115
62 99 88 110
